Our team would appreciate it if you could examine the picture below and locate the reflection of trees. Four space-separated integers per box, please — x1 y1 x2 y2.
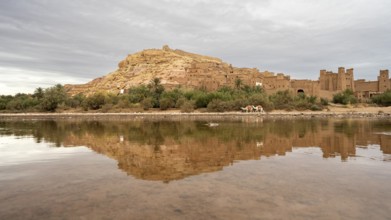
1 119 390 154
263 119 320 138
334 120 360 138
1 119 390 181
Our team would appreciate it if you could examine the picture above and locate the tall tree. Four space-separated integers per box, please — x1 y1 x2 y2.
40 84 67 112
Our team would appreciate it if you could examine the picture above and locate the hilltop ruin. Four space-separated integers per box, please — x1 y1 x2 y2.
65 45 390 101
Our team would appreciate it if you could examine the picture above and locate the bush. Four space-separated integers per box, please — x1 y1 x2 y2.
159 97 174 110
0 82 342 113
40 84 67 112
66 93 85 108
269 90 294 110
194 91 210 108
371 90 391 106
230 99 248 111
320 98 329 106
116 97 130 108
307 96 317 104
175 97 187 108
294 100 311 110
310 104 322 111
141 97 154 110
161 88 184 107
207 99 228 112
105 93 119 105
101 103 114 113
333 89 357 105
180 100 195 113
128 85 150 103
84 92 107 110
7 95 38 111
248 93 272 111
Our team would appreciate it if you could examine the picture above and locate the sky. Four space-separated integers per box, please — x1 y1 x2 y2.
1 0 390 95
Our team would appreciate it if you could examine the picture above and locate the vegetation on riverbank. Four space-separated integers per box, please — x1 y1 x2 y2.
1 78 390 113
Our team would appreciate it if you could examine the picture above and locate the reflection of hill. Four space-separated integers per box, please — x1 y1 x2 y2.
64 134 262 182
0 119 390 181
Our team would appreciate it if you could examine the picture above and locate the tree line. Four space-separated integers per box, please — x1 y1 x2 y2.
1 78 390 113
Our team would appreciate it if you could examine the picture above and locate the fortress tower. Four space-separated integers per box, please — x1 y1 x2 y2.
337 67 347 91
378 69 390 92
345 68 355 91
319 70 327 90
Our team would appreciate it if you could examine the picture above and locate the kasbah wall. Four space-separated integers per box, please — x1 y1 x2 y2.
185 63 390 101
66 46 390 101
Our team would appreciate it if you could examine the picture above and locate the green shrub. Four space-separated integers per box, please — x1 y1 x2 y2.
180 100 195 113
6 95 36 111
194 92 210 108
141 97 154 110
101 103 113 113
207 99 227 112
269 90 294 110
40 84 67 112
310 104 322 111
66 93 85 108
333 89 357 105
371 90 391 106
116 97 130 108
161 88 184 107
307 96 317 104
0 95 13 110
105 93 119 105
128 85 150 103
320 98 329 106
294 100 311 110
84 92 107 110
175 97 187 108
159 97 174 110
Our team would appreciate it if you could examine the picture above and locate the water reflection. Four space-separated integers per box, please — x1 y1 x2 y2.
0 119 390 182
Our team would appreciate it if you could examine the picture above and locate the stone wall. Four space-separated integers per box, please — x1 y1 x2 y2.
354 70 390 100
355 80 378 92
290 80 320 97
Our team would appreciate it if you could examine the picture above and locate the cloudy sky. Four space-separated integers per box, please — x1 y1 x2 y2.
1 0 390 95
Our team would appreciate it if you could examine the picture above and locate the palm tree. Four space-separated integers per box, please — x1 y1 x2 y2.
33 87 44 99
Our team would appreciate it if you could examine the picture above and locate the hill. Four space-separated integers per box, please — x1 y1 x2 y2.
65 45 262 96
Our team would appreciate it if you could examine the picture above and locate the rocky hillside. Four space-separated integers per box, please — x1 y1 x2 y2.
64 45 262 96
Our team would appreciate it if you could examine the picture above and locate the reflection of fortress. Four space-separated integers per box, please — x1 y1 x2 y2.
1 120 390 182
55 120 391 182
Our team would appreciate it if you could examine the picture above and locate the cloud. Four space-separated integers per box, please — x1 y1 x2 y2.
0 0 390 94
0 66 89 95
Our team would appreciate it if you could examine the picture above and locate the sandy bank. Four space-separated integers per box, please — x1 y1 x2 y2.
1 106 390 121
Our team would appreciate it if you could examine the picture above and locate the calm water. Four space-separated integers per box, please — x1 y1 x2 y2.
0 119 390 220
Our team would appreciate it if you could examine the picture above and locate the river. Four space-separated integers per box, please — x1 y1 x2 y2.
0 119 390 219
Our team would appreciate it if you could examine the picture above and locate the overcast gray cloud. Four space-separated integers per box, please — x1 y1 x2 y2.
0 0 390 94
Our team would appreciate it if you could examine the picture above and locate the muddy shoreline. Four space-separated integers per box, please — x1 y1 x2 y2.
0 111 390 121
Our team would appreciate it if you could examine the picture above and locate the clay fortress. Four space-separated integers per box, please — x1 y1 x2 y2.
65 45 390 101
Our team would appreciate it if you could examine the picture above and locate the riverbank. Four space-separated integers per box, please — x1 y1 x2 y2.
1 106 391 121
